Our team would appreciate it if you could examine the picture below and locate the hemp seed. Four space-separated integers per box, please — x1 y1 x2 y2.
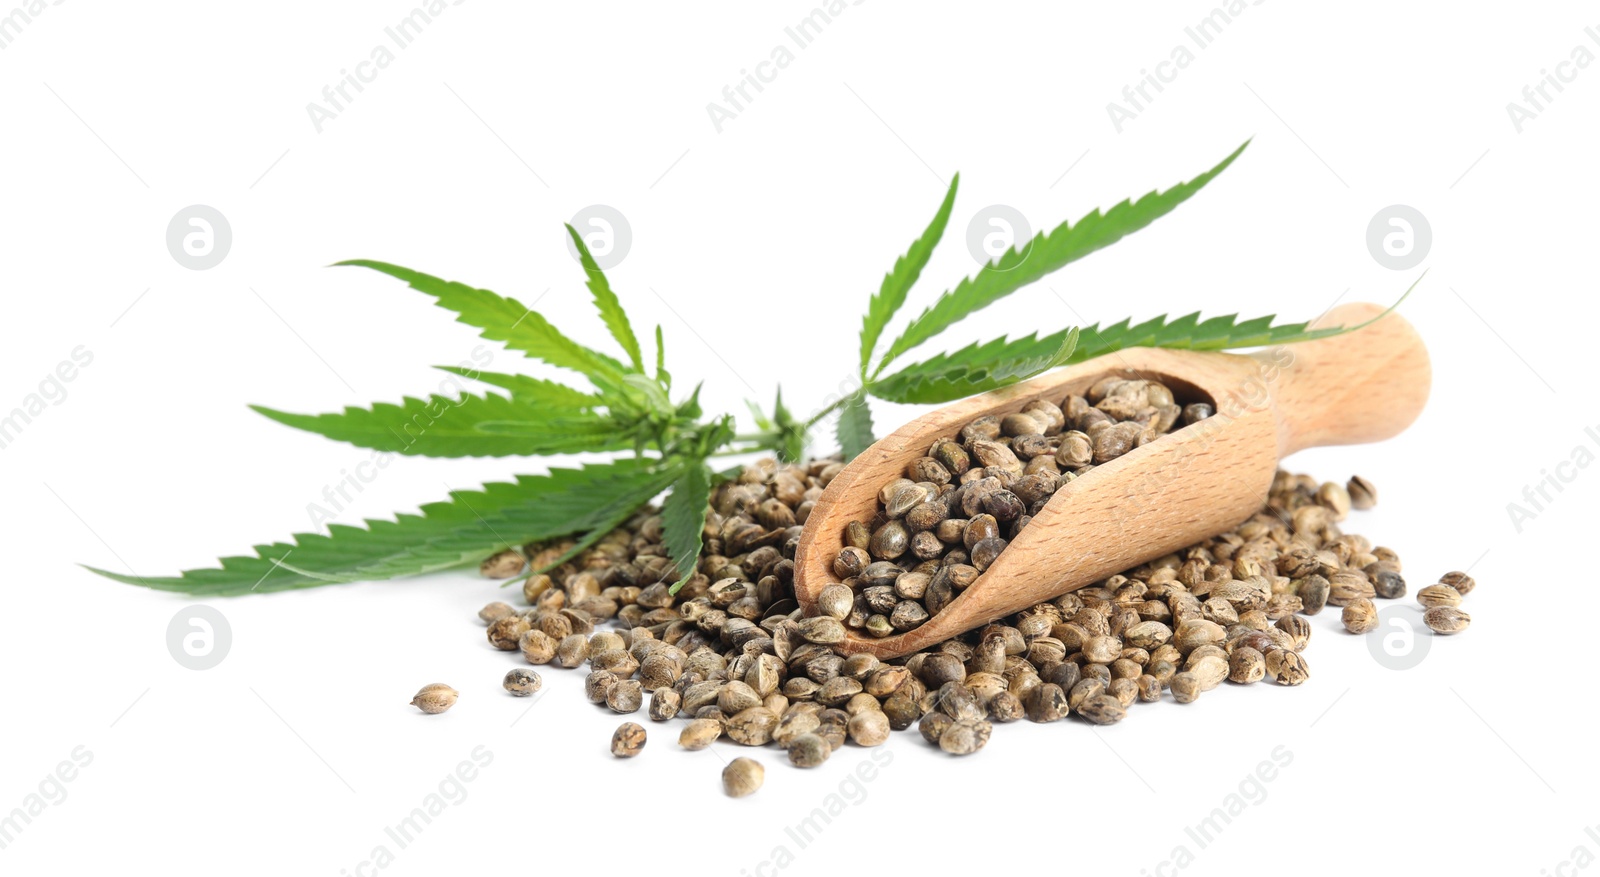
503 668 541 697
722 757 765 797
611 722 647 758
410 683 458 715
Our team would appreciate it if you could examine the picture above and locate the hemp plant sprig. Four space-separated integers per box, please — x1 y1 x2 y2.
86 139 1375 597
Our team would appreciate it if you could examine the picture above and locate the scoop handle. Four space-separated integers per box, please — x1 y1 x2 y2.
1250 302 1431 457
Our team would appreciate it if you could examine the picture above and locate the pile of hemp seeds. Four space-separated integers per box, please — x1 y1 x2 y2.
454 455 1474 798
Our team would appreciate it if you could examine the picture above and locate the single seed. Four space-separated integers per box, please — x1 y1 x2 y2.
1298 575 1330 615
585 670 619 704
556 633 590 668
772 712 821 749
519 629 557 665
938 719 992 755
1265 650 1310 685
970 537 1006 571
1187 655 1229 691
1227 647 1266 684
919 711 954 744
989 690 1026 721
1170 672 1201 704
610 722 647 758
796 616 847 644
1347 475 1377 510
1438 571 1476 596
887 483 932 519
787 733 832 768
718 681 763 715
1424 606 1470 635
722 757 765 797
1318 481 1351 520
649 687 681 721
478 601 516 624
1416 583 1462 609
726 707 780 745
1342 598 1379 634
679 718 723 750
894 571 931 600
1027 683 1070 722
480 549 526 579
487 615 531 651
833 546 870 578
869 521 910 560
410 683 458 715
1083 634 1122 664
1275 615 1312 651
890 600 930 631
1078 694 1127 725
1372 570 1407 600
606 680 644 714
503 668 541 697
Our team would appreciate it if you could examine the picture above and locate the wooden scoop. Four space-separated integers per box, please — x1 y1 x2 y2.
793 302 1430 658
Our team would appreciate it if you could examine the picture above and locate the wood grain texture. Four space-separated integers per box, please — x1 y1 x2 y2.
794 303 1430 658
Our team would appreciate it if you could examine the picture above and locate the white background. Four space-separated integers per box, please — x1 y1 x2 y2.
2 2 1594 874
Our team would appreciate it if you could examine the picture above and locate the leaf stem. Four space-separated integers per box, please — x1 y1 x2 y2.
803 395 853 429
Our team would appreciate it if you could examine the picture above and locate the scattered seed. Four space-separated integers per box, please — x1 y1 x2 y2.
1347 475 1377 510
410 683 458 715
503 668 541 697
722 757 765 797
478 601 516 624
611 722 647 757
1424 606 1471 635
